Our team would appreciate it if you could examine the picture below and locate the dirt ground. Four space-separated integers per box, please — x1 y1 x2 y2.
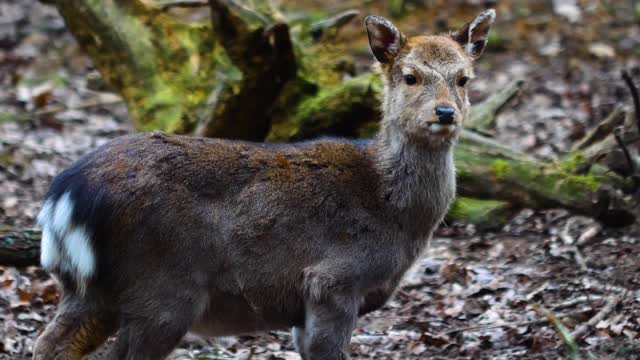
1 0 639 359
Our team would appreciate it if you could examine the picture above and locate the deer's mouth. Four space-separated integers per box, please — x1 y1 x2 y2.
426 122 458 135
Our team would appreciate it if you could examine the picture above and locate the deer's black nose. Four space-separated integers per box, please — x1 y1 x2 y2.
435 106 456 125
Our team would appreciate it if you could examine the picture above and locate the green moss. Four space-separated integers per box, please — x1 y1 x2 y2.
487 30 505 49
358 122 380 139
295 73 381 121
0 152 14 167
0 113 13 123
558 174 599 193
448 197 510 225
390 0 406 19
615 340 640 357
491 159 509 179
271 72 382 140
17 72 67 88
514 6 531 18
560 152 588 173
454 135 610 212
58 1 219 133
504 161 599 203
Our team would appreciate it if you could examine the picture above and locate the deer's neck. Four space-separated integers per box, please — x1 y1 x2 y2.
373 123 456 237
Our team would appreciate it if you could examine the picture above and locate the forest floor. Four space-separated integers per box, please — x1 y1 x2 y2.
1 0 640 359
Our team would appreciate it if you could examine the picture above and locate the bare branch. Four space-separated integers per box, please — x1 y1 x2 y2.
573 106 626 151
158 0 209 11
570 294 624 340
310 9 360 41
466 78 524 134
621 70 640 134
613 126 634 175
445 308 590 335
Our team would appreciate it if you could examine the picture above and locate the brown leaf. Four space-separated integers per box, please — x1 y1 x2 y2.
420 332 449 348
17 288 32 303
440 263 468 284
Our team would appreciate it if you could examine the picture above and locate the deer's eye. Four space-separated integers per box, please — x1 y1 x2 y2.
458 76 470 87
404 74 417 86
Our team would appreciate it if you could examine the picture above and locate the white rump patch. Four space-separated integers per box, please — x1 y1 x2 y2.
38 200 59 270
37 192 96 291
52 192 74 236
37 199 54 226
63 226 95 279
39 225 59 270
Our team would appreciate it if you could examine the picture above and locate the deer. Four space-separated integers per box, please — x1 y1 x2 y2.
33 9 495 360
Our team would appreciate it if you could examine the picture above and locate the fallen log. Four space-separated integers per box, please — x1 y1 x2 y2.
0 227 40 267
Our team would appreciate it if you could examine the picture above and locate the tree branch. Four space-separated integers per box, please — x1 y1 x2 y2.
573 106 626 151
158 0 209 11
466 78 524 134
621 70 640 134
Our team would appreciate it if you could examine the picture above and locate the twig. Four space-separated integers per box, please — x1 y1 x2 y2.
570 294 624 340
447 318 549 335
0 96 123 124
525 281 549 301
310 9 360 40
552 295 603 310
621 70 640 134
401 280 435 291
446 309 588 335
34 96 123 116
576 225 601 246
582 277 637 297
158 0 209 10
613 127 635 174
533 305 582 360
570 245 588 272
572 106 626 151
560 219 576 245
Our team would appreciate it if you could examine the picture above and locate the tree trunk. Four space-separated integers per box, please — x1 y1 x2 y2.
53 0 218 133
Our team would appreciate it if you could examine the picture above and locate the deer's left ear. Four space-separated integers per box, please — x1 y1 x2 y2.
452 9 496 59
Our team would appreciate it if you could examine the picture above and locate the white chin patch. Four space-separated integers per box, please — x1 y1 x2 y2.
429 123 457 134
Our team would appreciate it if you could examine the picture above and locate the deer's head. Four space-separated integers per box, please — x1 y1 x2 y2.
366 10 495 148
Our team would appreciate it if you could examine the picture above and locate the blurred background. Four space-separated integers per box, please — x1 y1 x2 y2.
0 0 639 359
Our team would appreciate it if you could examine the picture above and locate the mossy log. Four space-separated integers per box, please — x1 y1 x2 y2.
455 131 633 226
0 227 41 267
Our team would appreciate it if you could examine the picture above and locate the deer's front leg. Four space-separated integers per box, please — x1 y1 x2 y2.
299 272 359 360
304 295 358 360
292 326 308 359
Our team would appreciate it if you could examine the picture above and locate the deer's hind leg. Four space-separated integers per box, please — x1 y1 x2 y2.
33 292 117 360
103 286 205 360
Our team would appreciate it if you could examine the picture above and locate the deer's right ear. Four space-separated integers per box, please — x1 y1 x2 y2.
365 16 405 63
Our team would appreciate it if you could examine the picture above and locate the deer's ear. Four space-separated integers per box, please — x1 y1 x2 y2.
452 9 495 59
365 15 405 63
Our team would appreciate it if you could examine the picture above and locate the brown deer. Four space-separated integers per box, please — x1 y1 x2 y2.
33 9 495 360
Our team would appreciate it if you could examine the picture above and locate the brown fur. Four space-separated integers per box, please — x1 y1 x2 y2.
34 10 494 360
